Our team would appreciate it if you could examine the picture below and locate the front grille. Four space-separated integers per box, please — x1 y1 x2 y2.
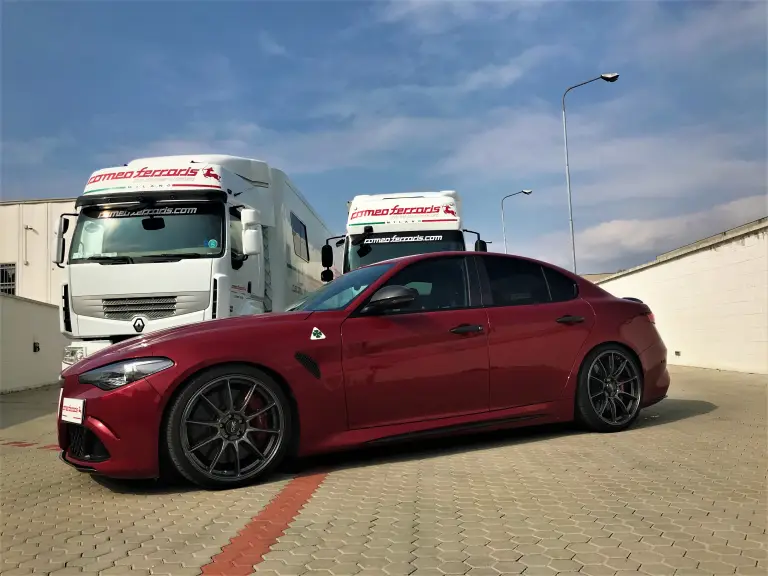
102 296 177 320
66 424 110 462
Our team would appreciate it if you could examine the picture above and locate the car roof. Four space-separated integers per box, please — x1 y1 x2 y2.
360 250 580 280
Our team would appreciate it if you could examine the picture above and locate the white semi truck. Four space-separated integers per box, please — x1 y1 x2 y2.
55 154 339 368
319 190 487 282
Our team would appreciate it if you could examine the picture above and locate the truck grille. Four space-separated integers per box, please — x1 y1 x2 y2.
102 296 177 320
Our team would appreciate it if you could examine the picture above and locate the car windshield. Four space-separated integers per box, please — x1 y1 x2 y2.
69 202 225 264
344 230 465 272
287 262 394 312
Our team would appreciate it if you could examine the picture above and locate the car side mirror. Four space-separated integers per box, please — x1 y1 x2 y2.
241 208 259 228
321 244 333 268
360 285 418 315
474 239 488 252
321 269 334 283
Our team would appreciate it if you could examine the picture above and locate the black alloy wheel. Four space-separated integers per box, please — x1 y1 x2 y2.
575 344 644 432
164 364 293 488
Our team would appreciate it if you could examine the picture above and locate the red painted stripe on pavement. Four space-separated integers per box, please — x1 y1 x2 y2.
201 472 327 575
39 444 61 450
3 441 36 447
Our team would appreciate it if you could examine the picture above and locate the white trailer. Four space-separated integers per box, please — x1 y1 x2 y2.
54 154 339 368
319 190 487 281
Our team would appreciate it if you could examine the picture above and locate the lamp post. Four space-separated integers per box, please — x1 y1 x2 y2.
562 72 619 273
501 189 533 254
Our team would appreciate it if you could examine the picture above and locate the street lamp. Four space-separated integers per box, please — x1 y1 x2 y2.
562 72 619 273
501 189 533 254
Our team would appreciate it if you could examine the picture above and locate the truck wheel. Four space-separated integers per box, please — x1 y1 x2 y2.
575 344 644 433
164 364 293 489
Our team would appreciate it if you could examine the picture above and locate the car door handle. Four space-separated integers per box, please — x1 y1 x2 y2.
556 315 584 325
450 323 484 334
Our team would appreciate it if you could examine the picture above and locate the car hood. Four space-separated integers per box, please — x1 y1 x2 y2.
62 310 314 377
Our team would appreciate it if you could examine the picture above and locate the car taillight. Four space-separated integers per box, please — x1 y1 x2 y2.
647 312 656 324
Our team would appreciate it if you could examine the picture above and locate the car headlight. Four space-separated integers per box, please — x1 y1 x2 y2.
78 357 174 390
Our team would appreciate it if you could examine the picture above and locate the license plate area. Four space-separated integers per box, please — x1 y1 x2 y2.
61 398 85 424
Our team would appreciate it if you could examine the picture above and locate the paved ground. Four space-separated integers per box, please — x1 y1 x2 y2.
0 366 766 576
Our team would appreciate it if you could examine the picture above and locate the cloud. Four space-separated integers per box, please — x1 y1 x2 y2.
257 31 288 57
1 134 73 168
511 195 768 273
457 45 562 92
617 1 766 62
374 0 542 34
434 98 767 209
311 44 561 119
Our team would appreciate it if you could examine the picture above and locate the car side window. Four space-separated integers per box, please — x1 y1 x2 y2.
382 257 469 313
482 256 551 307
542 266 578 302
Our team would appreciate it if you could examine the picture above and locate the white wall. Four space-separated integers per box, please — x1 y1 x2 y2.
0 294 70 393
599 227 768 374
0 199 76 305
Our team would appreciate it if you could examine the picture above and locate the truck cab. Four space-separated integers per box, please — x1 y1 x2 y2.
319 190 486 282
55 154 333 369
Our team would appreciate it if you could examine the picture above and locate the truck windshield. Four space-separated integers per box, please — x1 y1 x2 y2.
344 230 465 272
69 202 225 264
287 262 394 312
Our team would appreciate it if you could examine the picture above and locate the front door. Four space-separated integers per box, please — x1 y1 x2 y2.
341 256 490 429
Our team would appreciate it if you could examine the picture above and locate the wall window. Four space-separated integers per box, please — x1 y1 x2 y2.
0 263 16 296
291 213 309 262
381 257 469 313
481 256 550 307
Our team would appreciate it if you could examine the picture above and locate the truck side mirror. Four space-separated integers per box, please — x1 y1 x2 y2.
474 239 488 252
321 269 334 283
53 214 71 265
241 208 259 228
242 228 262 256
321 244 334 268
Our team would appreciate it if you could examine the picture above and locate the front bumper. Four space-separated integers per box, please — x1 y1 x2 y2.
57 375 164 479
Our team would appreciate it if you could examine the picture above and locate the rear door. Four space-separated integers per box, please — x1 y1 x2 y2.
341 255 491 429
476 255 595 410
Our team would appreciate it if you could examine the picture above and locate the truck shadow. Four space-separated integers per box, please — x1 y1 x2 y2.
92 397 715 494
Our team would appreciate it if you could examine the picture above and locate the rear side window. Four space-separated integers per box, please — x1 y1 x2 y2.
542 266 578 302
481 256 550 307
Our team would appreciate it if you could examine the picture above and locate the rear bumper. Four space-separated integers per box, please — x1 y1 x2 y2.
640 341 670 407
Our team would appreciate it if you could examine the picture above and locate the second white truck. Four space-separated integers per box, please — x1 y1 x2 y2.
55 154 340 368
319 190 487 282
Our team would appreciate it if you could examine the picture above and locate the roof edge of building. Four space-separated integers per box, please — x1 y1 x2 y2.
597 217 768 285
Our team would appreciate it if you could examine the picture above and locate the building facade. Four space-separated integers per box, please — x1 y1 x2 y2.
597 218 768 375
0 198 77 305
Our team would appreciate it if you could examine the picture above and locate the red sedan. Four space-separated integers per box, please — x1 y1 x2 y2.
58 251 669 489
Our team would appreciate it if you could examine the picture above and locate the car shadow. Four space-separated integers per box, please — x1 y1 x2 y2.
288 397 718 476
92 397 716 494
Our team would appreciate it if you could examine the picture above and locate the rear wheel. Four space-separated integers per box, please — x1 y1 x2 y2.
164 364 292 489
575 344 643 432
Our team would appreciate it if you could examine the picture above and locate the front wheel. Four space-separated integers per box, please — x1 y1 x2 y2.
575 344 644 432
164 365 293 489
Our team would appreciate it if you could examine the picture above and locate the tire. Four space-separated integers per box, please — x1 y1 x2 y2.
575 344 644 433
163 364 293 489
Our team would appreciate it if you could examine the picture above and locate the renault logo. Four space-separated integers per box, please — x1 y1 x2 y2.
133 318 146 333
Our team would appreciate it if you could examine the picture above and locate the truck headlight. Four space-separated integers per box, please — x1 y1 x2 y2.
63 346 85 366
78 358 174 390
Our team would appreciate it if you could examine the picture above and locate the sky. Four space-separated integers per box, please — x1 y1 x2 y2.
2 0 766 274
